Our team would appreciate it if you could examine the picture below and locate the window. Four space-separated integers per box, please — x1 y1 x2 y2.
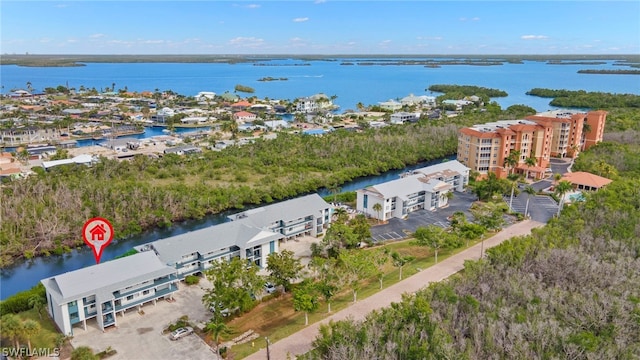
126 295 133 301
142 290 150 296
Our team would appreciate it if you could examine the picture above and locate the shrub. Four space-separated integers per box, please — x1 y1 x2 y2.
0 283 46 315
184 275 200 285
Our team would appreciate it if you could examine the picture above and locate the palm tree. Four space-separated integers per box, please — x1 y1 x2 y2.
503 150 520 176
372 203 383 224
553 173 562 187
205 320 231 355
507 174 519 211
1 314 24 350
524 156 537 179
555 180 573 216
523 185 537 218
23 319 41 352
332 207 348 223
29 295 46 319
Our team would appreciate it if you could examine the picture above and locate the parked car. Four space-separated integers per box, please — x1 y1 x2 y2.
170 326 193 340
210 303 230 317
264 282 277 294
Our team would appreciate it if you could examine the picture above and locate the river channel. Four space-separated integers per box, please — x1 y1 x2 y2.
0 155 454 299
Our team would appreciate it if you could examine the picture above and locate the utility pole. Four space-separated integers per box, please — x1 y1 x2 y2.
265 337 271 360
480 234 485 259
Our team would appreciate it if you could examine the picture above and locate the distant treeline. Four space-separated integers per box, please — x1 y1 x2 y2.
526 88 640 109
577 69 640 75
2 54 639 67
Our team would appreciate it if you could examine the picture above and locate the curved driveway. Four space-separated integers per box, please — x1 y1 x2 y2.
245 219 545 360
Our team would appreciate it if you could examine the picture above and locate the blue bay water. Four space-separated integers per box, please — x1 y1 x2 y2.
2 59 639 113
0 58 639 299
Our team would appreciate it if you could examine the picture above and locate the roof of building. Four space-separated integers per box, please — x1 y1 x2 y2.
412 160 470 177
41 251 176 304
147 221 283 265
229 194 329 227
561 171 612 189
42 154 95 169
234 111 256 117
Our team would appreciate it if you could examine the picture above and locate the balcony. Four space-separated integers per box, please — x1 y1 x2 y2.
101 303 114 313
84 307 97 318
114 284 178 312
117 274 178 299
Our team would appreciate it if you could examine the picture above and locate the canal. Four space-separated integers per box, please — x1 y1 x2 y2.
0 155 454 299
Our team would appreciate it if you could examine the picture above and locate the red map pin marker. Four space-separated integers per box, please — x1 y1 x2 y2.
82 217 114 264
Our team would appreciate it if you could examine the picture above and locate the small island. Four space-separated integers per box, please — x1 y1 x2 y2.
577 69 640 75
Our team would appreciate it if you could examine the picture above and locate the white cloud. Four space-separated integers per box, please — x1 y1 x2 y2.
471 17 480 21
521 35 549 40
417 36 443 41
293 17 309 22
314 0 326 3
89 33 105 39
54 4 68 8
143 40 165 44
39 38 53 43
459 17 480 22
228 36 265 48
245 4 260 9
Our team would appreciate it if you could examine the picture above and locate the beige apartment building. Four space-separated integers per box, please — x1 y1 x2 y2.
457 110 606 179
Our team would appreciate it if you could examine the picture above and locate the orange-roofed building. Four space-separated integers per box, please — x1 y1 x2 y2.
560 171 612 191
231 100 252 110
458 110 606 180
525 109 606 158
457 119 552 180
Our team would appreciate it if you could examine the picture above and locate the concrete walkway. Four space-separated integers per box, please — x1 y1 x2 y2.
245 219 544 360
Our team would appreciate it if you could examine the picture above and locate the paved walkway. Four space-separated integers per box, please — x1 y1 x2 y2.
245 219 545 360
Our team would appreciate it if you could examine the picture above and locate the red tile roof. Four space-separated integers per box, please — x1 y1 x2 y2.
561 171 612 189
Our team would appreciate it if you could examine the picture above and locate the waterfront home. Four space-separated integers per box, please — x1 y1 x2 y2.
378 99 403 111
356 160 469 221
400 94 436 107
390 112 420 124
41 251 179 336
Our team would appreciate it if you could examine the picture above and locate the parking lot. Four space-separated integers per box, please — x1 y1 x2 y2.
70 282 216 360
369 191 477 242
506 193 559 223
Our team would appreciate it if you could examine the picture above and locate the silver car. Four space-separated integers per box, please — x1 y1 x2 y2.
170 326 194 340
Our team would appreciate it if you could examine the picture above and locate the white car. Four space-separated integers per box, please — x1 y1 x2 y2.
170 326 193 340
264 282 277 294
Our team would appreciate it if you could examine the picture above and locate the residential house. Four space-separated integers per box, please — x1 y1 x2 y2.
42 154 97 170
390 112 420 124
400 94 436 107
41 251 179 336
163 145 202 156
233 111 257 123
378 99 403 111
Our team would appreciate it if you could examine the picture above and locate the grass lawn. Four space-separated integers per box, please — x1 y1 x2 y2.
226 232 497 359
0 308 62 351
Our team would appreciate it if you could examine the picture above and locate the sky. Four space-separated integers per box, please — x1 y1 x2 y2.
2 1 639 55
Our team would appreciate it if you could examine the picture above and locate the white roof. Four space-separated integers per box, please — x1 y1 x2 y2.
41 251 176 304
229 194 329 228
148 221 283 265
412 160 470 177
42 154 95 169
